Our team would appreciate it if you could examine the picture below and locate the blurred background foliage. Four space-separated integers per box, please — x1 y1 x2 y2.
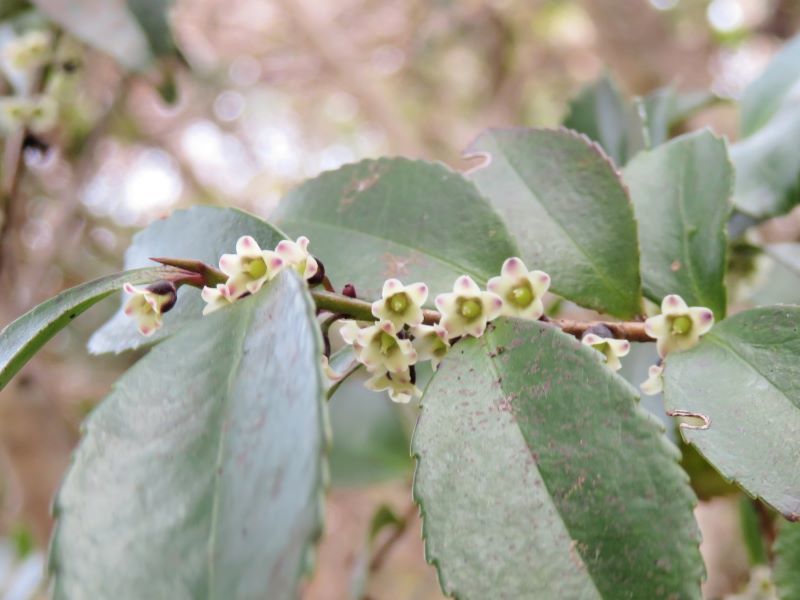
0 0 799 597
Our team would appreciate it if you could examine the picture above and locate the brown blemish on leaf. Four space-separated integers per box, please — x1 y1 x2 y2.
666 409 710 430
381 252 426 278
670 260 681 272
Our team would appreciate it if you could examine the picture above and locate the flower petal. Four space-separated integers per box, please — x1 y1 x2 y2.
644 314 668 339
236 235 263 258
688 307 715 336
382 278 403 298
453 275 480 295
661 294 689 316
406 282 428 306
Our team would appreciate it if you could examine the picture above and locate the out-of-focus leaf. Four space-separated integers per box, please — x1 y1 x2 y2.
664 306 800 518
639 87 717 148
413 319 703 599
466 128 643 318
624 130 732 318
89 207 286 354
775 520 800 599
740 33 800 136
125 0 175 58
273 158 518 299
0 267 167 391
51 272 327 599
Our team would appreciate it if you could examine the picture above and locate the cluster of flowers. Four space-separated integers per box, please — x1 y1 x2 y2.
0 30 58 134
123 234 715 404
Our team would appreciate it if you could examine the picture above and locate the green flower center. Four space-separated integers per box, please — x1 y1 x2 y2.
389 292 409 314
459 298 482 320
432 338 448 357
246 257 268 279
508 283 534 307
379 331 398 355
671 315 692 335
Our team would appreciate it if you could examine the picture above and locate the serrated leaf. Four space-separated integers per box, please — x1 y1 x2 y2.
664 306 800 518
50 272 327 599
413 319 702 599
466 128 643 318
89 207 286 354
740 33 800 137
731 106 800 219
272 158 518 300
775 520 800 599
623 130 732 318
0 267 167 392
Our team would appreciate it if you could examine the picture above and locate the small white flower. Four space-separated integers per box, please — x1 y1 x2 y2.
219 235 284 299
4 30 51 71
371 278 428 329
365 369 421 404
275 236 319 281
435 275 503 338
339 319 417 374
123 282 176 336
201 284 234 315
640 364 664 396
0 97 29 131
581 333 630 371
0 95 57 134
487 257 550 320
645 294 714 358
410 323 450 370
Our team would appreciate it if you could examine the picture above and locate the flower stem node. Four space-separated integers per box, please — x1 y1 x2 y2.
487 257 550 320
340 319 417 374
365 369 422 404
123 281 177 336
645 294 714 358
219 236 284 299
275 236 319 281
435 275 503 338
581 333 630 371
640 364 664 396
371 279 428 329
410 324 450 370
200 284 235 315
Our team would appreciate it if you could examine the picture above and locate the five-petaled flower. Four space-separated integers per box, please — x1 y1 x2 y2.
123 281 177 336
365 369 421 404
200 284 235 315
219 235 284 299
581 333 630 371
640 364 664 396
340 319 417 373
487 257 550 321
275 236 319 281
645 294 714 358
371 279 428 329
435 275 503 338
410 324 450 370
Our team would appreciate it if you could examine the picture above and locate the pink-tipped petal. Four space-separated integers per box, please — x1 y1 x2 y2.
689 307 715 335
236 235 262 257
454 275 480 295
501 257 525 277
406 282 428 306
582 333 602 346
382 279 402 297
219 254 240 276
662 294 689 315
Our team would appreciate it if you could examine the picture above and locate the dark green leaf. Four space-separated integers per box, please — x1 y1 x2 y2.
740 34 800 136
775 520 800 599
126 0 175 58
623 130 732 318
413 319 702 599
0 267 167 392
51 272 327 599
664 306 800 518
466 128 643 318
273 158 518 299
89 207 286 354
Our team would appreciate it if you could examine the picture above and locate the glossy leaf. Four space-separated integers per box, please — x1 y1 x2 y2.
466 128 643 318
273 158 518 299
89 207 286 354
731 106 800 219
775 520 800 599
413 319 702 599
664 306 800 518
0 267 167 392
51 272 327 599
740 33 800 136
623 130 732 318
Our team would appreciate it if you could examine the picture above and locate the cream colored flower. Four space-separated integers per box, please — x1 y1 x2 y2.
365 369 421 404
581 333 630 371
219 235 284 299
339 319 416 374
435 275 503 338
27 95 58 133
275 236 319 281
200 284 234 315
640 364 664 396
645 294 714 358
123 281 177 336
410 323 450 370
487 257 550 320
371 278 428 329
4 30 51 71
